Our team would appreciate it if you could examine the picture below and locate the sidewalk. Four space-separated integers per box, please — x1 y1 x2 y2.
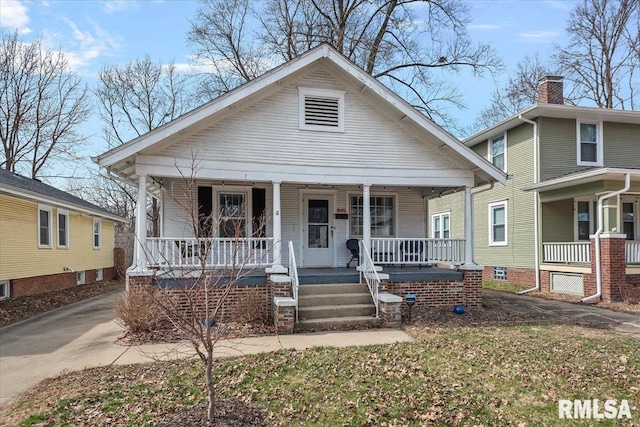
0 291 413 406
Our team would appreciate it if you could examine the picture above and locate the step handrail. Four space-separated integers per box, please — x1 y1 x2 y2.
288 240 300 321
358 240 379 316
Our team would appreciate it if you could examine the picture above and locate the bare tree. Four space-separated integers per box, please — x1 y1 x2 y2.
0 31 91 178
187 0 503 128
120 159 271 422
95 56 195 235
554 0 639 109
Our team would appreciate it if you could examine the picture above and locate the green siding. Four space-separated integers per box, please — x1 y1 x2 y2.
472 140 488 160
539 117 582 181
603 122 640 167
428 192 464 239
542 199 574 242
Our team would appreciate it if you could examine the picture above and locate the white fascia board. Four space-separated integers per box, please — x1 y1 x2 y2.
522 167 640 192
135 155 475 187
97 48 332 168
0 186 127 222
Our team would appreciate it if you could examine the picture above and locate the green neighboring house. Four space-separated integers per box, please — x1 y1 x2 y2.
430 76 640 301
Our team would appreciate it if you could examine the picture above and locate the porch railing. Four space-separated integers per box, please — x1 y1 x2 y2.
626 241 640 264
145 237 274 268
543 242 590 263
370 238 465 266
288 240 300 321
359 240 379 316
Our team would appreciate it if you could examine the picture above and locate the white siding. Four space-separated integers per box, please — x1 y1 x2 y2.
156 66 458 173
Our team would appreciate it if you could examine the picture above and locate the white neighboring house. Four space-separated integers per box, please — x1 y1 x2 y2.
96 44 506 282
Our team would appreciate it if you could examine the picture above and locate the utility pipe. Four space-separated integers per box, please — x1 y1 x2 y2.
582 173 630 303
517 115 540 294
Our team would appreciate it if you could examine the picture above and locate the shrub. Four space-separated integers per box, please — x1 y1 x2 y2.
114 290 162 333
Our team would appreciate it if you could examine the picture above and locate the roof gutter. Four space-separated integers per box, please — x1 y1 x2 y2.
582 173 630 303
517 115 540 294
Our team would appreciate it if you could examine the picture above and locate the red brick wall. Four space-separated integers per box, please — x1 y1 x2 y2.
10 267 116 298
482 266 538 287
462 269 482 308
386 280 465 317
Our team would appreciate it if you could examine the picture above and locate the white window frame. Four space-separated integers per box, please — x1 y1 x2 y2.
298 87 345 132
38 204 53 248
431 212 451 239
57 209 69 249
77 271 85 285
574 197 596 241
488 201 508 246
576 120 603 166
488 132 507 172
214 187 251 238
93 218 101 249
348 192 398 238
96 268 104 281
0 280 9 300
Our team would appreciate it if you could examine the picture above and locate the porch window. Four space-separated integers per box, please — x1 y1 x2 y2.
219 193 246 238
488 133 506 171
350 195 395 237
489 201 507 246
58 210 69 248
577 121 602 166
93 218 101 249
623 201 635 240
431 212 450 238
576 199 598 241
38 205 52 248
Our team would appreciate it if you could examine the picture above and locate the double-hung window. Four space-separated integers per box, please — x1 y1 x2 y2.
349 195 395 237
577 121 602 166
219 193 246 238
57 210 69 248
38 205 52 248
489 201 507 246
93 218 101 249
431 212 450 238
489 133 506 171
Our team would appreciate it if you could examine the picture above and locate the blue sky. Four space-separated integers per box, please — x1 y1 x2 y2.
1 0 580 159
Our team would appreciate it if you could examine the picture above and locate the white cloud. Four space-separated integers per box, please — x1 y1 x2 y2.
467 24 503 31
0 0 32 34
103 0 137 13
518 30 561 42
58 17 123 71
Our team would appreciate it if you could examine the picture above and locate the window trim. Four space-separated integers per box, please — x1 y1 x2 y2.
488 201 508 246
488 132 507 172
214 187 252 238
76 271 85 285
57 209 69 249
38 204 53 248
96 268 104 282
576 120 603 166
0 280 9 300
92 217 101 249
574 197 596 241
347 192 398 238
298 87 345 132
431 212 451 239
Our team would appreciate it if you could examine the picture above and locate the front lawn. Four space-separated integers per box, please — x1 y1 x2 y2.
1 324 638 426
483 280 528 293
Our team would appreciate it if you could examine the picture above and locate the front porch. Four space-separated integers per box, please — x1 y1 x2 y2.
542 240 640 265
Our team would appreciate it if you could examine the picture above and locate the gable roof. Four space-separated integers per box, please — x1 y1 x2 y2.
465 103 640 148
96 43 505 187
0 169 126 222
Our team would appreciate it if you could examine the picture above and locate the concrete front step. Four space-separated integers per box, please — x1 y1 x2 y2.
295 316 382 331
298 292 373 307
298 283 369 296
298 303 376 320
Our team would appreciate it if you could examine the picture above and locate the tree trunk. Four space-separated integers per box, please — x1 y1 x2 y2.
206 354 216 421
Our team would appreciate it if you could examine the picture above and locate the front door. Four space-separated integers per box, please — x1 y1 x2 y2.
303 195 334 267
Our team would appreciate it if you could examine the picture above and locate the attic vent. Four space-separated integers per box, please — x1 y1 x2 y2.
299 88 345 132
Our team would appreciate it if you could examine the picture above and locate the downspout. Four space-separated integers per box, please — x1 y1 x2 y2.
582 173 630 303
517 115 540 294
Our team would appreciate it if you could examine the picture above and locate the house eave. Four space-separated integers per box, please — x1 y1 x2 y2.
522 167 640 193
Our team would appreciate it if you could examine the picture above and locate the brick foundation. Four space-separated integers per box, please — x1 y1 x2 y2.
482 266 538 287
461 268 482 308
10 267 116 298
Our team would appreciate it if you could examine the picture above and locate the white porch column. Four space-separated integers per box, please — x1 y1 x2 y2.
134 174 148 271
272 181 282 267
463 185 475 267
363 184 371 252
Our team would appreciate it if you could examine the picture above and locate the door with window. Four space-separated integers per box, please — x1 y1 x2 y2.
303 195 333 267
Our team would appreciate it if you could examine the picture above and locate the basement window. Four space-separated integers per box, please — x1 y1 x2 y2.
299 88 345 132
77 271 85 285
0 281 9 300
493 267 507 281
96 268 104 281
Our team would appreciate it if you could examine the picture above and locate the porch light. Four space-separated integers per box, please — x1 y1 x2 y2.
405 293 416 322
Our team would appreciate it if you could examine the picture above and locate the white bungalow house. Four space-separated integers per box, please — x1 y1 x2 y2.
96 44 506 330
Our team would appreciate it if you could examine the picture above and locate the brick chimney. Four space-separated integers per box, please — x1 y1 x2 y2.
538 75 564 104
